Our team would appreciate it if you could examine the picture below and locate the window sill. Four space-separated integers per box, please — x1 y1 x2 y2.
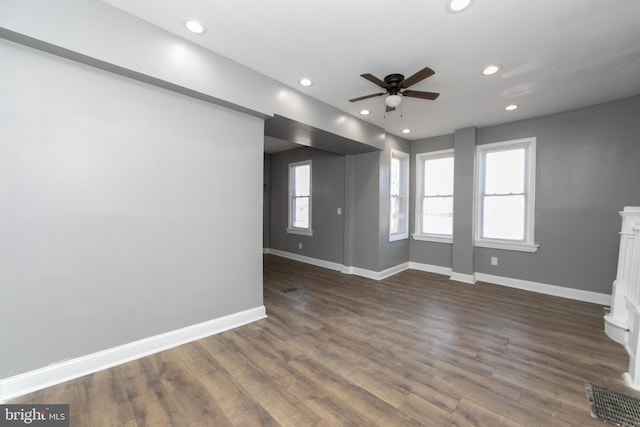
412 234 453 244
389 233 409 242
475 239 539 253
287 227 313 236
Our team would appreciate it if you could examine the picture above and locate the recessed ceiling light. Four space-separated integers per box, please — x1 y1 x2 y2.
299 78 313 87
446 0 473 13
360 109 370 115
184 19 205 34
402 128 411 134
482 65 501 76
505 104 518 111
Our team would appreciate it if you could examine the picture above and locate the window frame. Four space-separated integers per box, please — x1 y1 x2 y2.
413 149 455 243
287 160 313 236
389 149 410 242
474 137 538 252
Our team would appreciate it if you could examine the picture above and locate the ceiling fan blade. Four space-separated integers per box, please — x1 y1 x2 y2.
400 67 435 89
349 93 385 103
386 105 396 113
361 73 390 89
402 90 440 100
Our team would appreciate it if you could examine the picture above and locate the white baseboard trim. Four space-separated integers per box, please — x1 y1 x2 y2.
265 250 611 305
266 248 410 281
624 372 640 391
449 272 477 284
342 266 376 279
266 248 343 272
475 273 611 305
377 262 410 280
0 305 267 403
408 262 452 276
343 262 410 281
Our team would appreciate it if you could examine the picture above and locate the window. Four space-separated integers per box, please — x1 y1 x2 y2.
414 150 454 242
475 137 537 252
389 150 409 241
287 160 312 236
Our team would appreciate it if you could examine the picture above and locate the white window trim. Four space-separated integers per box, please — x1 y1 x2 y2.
389 149 410 242
286 228 313 236
287 160 313 236
474 137 538 252
412 149 454 244
475 239 538 252
412 234 453 244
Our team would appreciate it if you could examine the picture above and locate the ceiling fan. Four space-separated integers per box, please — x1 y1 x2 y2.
349 67 440 112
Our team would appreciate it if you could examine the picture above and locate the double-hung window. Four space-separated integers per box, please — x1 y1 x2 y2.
414 149 454 242
475 137 537 252
287 160 312 236
389 150 409 241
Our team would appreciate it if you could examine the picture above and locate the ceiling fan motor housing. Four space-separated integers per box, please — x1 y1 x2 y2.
384 73 404 95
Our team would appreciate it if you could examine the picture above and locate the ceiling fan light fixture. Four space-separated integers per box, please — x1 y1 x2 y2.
446 0 473 13
385 94 402 108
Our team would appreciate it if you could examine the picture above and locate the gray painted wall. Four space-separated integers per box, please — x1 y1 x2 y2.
475 95 640 293
266 133 411 273
263 154 271 249
0 40 264 377
451 128 477 277
348 152 381 271
378 135 411 270
268 147 346 264
411 95 640 294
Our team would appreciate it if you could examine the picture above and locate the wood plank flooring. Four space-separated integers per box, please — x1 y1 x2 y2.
11 254 636 426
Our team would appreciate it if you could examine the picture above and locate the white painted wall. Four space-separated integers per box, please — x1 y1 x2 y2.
0 39 264 378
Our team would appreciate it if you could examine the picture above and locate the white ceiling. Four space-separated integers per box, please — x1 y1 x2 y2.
102 0 640 141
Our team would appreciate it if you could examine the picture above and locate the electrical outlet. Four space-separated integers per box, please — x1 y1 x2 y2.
491 256 498 266
337 207 342 215
299 242 302 249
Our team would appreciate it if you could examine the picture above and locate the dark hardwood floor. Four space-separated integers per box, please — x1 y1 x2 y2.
11 254 635 426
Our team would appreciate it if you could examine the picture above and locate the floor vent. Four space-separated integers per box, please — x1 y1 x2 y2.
586 383 640 426
280 287 298 293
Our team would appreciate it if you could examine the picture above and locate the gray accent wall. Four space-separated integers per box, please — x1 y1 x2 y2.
263 154 272 249
268 147 346 264
410 95 640 294
267 134 412 272
348 151 383 271
0 39 264 377
451 128 477 277
475 95 640 293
